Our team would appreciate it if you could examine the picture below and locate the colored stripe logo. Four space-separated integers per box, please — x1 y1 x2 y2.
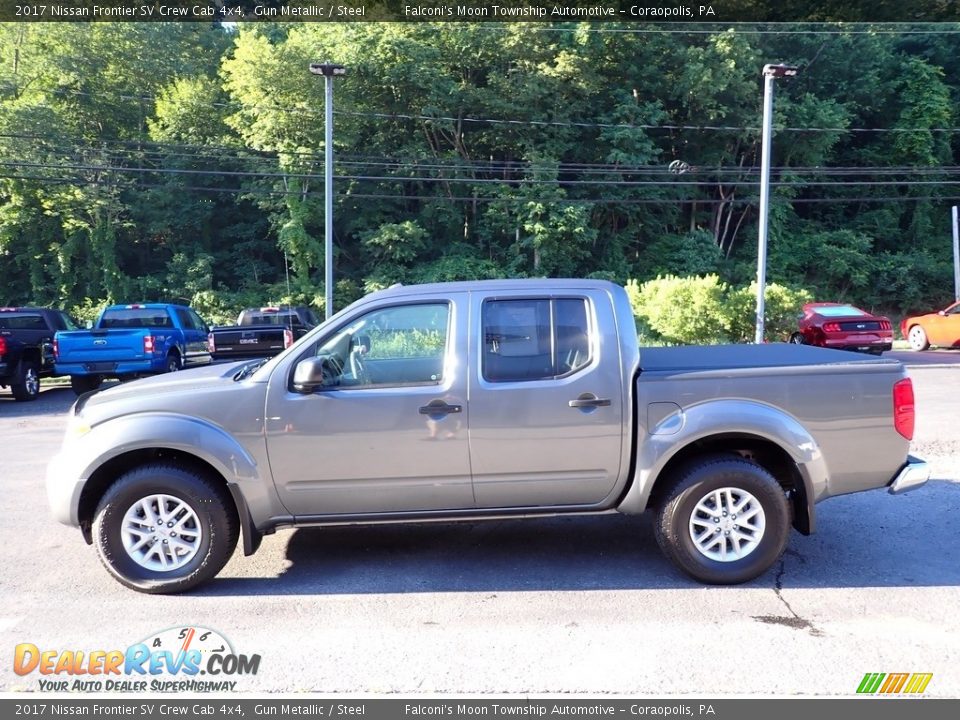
857 672 933 694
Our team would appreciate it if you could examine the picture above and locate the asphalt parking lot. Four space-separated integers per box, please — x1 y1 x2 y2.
1 363 958 696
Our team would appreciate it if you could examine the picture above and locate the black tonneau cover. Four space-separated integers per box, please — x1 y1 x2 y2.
639 343 898 373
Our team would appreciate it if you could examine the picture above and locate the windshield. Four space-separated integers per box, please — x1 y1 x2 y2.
813 305 868 317
100 308 173 328
0 313 47 330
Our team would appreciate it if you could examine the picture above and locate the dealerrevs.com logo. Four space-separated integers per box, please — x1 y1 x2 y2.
14 626 261 692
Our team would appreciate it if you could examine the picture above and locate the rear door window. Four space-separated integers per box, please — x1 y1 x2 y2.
482 298 592 382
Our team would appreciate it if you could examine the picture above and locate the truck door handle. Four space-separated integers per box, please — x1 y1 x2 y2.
568 394 611 408
419 401 462 416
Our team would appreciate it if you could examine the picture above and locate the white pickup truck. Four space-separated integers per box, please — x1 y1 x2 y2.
46 280 928 593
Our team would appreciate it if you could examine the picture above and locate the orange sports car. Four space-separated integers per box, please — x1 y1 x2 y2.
901 301 960 351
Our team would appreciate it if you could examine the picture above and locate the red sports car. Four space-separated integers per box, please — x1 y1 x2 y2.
901 301 960 351
790 303 893 355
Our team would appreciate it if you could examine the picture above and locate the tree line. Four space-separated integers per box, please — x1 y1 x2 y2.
0 21 957 326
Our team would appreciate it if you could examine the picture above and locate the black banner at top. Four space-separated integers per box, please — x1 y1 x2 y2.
3 0 959 23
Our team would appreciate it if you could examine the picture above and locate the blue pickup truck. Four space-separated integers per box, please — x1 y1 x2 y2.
54 304 212 395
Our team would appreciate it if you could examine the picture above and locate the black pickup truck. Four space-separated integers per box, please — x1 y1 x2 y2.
208 306 319 361
0 307 79 401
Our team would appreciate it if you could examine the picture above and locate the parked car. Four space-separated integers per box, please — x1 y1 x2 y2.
46 280 927 593
0 307 78 401
54 303 212 395
790 302 893 355
208 306 318 361
900 301 960 351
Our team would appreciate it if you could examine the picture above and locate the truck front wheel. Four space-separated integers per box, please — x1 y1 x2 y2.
654 456 790 585
92 464 239 594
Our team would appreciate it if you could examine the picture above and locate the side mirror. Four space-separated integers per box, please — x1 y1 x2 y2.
938 310 946 316
292 357 325 393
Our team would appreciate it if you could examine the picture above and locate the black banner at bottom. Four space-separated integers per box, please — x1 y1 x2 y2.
2 698 958 720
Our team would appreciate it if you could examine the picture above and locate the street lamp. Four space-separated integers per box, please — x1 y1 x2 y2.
309 61 347 320
755 63 798 344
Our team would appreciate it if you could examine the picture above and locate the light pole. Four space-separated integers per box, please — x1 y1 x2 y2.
755 63 798 344
309 61 346 320
952 205 959 302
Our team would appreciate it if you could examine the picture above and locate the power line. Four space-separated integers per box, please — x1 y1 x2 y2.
8 133 960 177
7 158 960 189
467 24 960 36
45 89 960 134
2 171 957 207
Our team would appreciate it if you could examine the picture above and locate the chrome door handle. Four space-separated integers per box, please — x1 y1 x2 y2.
569 395 611 408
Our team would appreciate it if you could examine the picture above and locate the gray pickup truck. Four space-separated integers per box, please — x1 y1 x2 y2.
46 280 928 593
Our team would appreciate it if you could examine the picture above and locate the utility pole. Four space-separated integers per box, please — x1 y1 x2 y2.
309 61 346 320
953 205 959 302
755 63 798 344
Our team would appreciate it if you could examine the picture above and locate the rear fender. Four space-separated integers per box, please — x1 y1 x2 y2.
617 399 827 533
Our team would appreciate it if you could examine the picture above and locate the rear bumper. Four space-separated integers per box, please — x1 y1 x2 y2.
55 359 163 376
888 456 930 495
822 339 893 352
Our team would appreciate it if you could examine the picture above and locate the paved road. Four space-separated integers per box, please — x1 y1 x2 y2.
1 369 958 696
887 349 960 366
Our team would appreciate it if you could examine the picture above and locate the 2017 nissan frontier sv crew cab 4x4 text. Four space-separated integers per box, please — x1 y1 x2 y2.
46 280 929 593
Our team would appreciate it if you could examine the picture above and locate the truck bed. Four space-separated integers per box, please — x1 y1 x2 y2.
639 343 897 373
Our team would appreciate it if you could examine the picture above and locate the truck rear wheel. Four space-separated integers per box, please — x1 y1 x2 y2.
92 463 238 594
165 353 181 373
653 455 790 585
70 374 103 395
11 360 40 401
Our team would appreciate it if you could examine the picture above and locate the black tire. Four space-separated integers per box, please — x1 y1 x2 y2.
92 464 239 594
11 360 40 401
70 374 103 396
165 353 182 373
789 333 806 345
653 455 791 585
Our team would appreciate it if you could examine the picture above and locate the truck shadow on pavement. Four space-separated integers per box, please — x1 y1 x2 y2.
0 385 76 418
203 477 960 595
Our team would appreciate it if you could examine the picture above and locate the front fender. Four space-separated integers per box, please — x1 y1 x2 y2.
617 399 828 529
49 412 280 540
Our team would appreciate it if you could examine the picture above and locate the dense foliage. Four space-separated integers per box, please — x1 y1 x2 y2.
626 276 812 344
1 21 958 332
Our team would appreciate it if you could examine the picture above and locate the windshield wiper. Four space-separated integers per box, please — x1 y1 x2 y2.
232 358 268 382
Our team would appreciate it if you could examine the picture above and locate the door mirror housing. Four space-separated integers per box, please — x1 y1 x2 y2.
293 357 325 393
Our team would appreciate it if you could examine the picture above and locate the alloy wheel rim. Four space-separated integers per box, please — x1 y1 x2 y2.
688 487 766 562
25 368 39 396
909 327 924 349
120 494 203 572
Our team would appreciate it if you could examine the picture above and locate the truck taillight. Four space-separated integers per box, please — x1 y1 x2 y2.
823 322 842 333
52 338 58 359
283 328 294 349
207 333 216 353
0 336 6 357
893 378 915 441
143 335 155 354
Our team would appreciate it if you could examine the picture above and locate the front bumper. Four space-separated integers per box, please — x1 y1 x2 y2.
888 455 930 495
46 450 87 526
